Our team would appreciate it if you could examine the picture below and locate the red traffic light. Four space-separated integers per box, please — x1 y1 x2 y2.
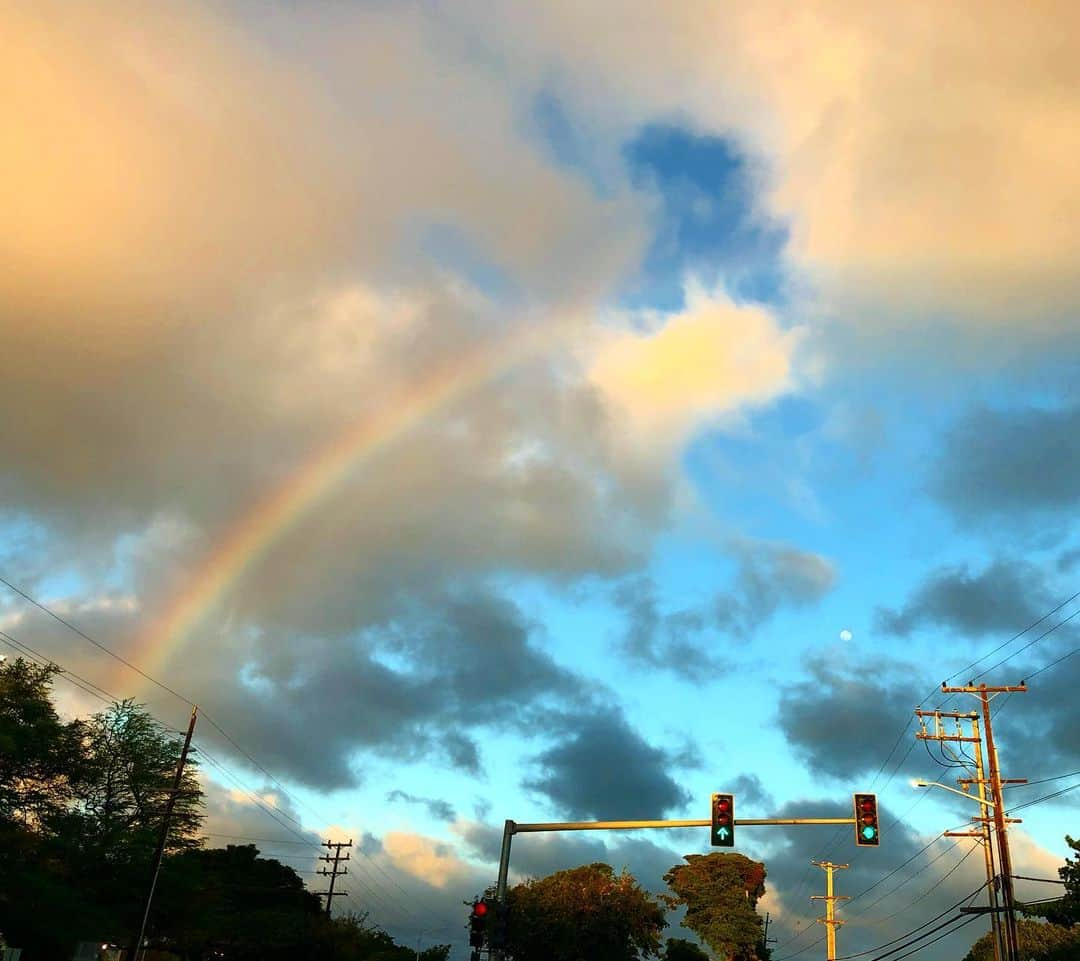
473 901 488 918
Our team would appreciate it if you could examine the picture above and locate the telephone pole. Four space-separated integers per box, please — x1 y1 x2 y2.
811 860 849 961
129 704 198 961
941 683 1026 961
762 911 778 956
917 709 1003 961
317 839 353 917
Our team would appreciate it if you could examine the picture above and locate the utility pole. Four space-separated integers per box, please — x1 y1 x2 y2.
762 911 778 956
941 683 1026 961
811 860 849 961
128 704 198 961
317 839 353 917
917 709 1003 961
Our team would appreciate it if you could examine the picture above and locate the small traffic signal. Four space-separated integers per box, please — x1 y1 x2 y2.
854 793 879 846
469 900 488 947
491 901 510 949
711 793 735 847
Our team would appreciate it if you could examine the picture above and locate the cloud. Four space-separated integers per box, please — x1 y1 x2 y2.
613 577 712 681
876 559 1054 639
460 0 1080 334
386 791 458 823
523 709 692 819
776 658 928 781
587 286 803 445
614 539 836 678
930 403 1080 532
714 539 837 639
730 774 774 811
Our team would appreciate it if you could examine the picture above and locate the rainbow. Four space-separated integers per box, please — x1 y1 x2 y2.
128 322 557 684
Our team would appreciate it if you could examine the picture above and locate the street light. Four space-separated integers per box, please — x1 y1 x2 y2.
912 779 996 808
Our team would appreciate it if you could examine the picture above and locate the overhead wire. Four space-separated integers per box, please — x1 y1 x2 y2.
0 630 446 933
0 576 457 931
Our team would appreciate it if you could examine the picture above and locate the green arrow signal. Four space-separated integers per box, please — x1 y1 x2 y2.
717 827 729 840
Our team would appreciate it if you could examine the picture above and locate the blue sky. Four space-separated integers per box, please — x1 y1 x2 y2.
2 2 1079 959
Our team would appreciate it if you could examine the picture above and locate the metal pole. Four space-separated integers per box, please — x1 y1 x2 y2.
129 704 198 961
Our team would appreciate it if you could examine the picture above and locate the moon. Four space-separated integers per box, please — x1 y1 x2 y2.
839 629 853 642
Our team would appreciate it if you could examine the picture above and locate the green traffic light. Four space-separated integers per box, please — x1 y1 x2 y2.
862 826 877 840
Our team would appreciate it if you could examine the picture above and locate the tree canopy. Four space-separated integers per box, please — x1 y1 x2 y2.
0 657 450 961
503 861 668 961
663 853 768 961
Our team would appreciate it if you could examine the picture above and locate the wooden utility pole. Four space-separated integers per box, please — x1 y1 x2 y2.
917 709 1003 961
317 839 353 917
129 704 198 961
941 683 1027 961
811 860 849 961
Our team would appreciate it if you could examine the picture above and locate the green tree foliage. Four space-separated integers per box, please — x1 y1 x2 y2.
503 862 667 961
663 937 712 961
663 853 767 961
1025 835 1080 928
0 659 84 827
0 659 452 961
962 918 1080 961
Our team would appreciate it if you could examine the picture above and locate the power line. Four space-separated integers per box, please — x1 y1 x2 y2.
0 634 446 933
1004 770 1080 790
0 574 193 706
973 607 1080 681
0 575 456 927
836 882 987 960
945 589 1080 684
1008 781 1080 813
866 913 981 961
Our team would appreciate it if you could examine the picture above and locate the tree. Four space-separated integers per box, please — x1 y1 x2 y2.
664 937 712 961
0 658 85 828
963 918 1080 961
503 862 667 961
663 853 767 961
153 844 321 960
1025 835 1080 928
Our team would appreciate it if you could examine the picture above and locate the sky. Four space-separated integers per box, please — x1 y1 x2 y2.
1 1 1079 958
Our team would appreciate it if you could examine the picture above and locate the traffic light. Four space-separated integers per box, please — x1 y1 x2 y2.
854 793 879 846
491 901 510 949
711 792 735 847
469 900 488 947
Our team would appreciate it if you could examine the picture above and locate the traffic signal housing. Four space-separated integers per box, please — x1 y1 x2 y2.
711 792 735 847
469 899 489 947
491 901 510 949
854 793 879 846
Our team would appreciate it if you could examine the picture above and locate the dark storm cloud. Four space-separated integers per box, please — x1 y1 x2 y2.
989 646 1080 777
523 709 692 819
876 559 1053 638
776 659 928 780
181 587 598 789
931 403 1080 529
386 790 457 822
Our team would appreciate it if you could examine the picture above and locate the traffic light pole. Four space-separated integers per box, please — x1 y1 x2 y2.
491 814 860 960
